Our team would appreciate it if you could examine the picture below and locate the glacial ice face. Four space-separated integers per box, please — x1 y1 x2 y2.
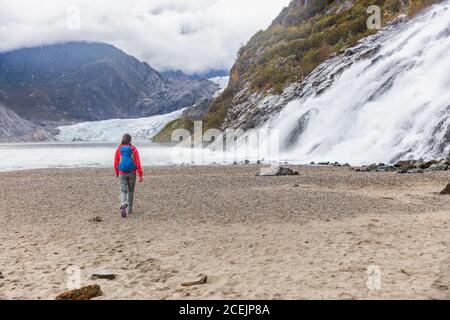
55 108 185 142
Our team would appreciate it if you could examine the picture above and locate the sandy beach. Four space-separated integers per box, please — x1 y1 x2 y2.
0 165 448 300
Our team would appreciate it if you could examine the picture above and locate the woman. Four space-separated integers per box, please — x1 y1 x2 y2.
114 134 144 218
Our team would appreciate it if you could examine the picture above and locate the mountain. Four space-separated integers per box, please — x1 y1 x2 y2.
206 0 450 164
152 76 229 143
203 0 442 131
0 42 218 140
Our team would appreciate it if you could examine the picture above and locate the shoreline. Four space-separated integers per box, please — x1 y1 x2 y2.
1 165 449 299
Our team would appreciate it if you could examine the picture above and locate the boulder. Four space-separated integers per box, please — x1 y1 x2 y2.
376 166 395 172
418 160 437 169
407 169 424 174
440 183 450 195
394 160 416 169
428 164 448 171
55 285 102 300
257 166 299 176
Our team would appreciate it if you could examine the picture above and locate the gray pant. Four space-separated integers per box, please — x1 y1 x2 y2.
119 173 136 212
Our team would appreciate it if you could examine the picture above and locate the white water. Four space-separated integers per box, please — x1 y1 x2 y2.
250 2 450 165
55 108 185 142
209 76 230 97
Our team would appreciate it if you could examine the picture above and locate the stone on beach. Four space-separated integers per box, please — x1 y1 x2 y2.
257 166 299 176
55 284 102 300
91 270 116 280
181 275 208 287
440 183 450 195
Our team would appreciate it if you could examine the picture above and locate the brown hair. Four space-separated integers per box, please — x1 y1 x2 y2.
121 133 132 145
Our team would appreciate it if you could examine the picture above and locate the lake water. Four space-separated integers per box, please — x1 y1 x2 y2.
0 141 279 172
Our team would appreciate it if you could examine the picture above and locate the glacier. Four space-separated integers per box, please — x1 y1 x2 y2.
55 108 185 142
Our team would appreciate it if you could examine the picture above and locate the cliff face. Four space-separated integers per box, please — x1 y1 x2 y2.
204 0 441 131
0 42 218 140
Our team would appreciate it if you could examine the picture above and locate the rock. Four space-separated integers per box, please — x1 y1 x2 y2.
333 162 341 167
407 169 424 174
257 166 299 176
90 216 103 223
390 14 408 25
233 161 238 165
362 163 378 172
343 163 350 167
376 166 395 172
397 169 408 174
55 285 102 300
91 270 116 280
440 183 450 195
293 184 299 188
394 160 416 169
244 160 250 165
310 162 315 165
276 167 299 176
418 160 437 169
0 272 4 279
318 162 330 166
257 160 262 165
181 275 208 287
428 164 448 171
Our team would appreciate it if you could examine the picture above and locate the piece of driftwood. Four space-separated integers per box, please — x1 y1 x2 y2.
181 275 208 287
55 285 102 300
91 270 116 280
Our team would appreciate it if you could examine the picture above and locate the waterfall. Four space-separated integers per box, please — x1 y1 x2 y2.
247 1 450 165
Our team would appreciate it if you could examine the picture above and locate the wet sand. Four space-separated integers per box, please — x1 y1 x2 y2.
0 165 449 299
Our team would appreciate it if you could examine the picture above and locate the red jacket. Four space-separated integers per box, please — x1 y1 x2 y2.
114 144 143 178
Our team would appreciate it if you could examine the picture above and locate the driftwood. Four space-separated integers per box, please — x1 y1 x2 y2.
181 275 208 287
55 285 102 300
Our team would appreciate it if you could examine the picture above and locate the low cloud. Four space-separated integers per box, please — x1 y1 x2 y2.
0 0 290 74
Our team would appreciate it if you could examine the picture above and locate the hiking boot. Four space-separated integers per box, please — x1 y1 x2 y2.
120 205 128 218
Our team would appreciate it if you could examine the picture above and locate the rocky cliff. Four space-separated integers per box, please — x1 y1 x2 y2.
203 0 442 131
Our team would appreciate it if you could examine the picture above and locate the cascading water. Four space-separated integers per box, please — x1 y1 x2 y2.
245 1 450 165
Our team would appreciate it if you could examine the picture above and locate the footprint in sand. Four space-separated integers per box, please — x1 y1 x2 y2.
133 258 178 283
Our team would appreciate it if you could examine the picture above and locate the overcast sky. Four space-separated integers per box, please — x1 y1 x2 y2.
0 0 291 74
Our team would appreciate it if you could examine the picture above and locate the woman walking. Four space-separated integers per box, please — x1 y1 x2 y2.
114 134 144 218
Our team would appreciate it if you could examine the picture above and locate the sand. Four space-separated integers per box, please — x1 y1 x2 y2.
0 165 448 300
